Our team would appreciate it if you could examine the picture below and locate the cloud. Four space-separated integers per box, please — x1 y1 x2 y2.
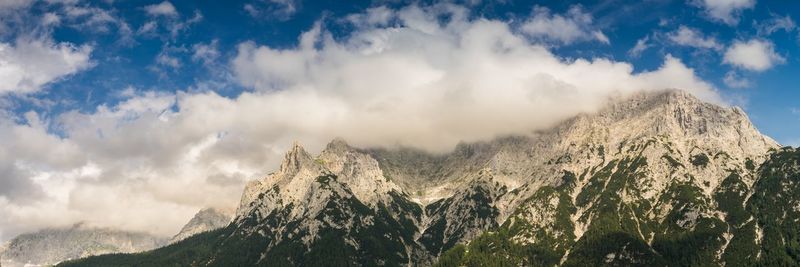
723 71 750 88
0 38 93 95
345 6 394 27
667 25 723 50
192 40 220 65
723 39 784 71
138 10 202 39
56 3 134 45
41 12 61 26
243 0 297 20
0 4 722 241
0 0 32 10
144 1 178 17
156 52 181 69
520 5 610 45
755 13 796 36
137 21 158 35
628 36 652 57
693 0 756 25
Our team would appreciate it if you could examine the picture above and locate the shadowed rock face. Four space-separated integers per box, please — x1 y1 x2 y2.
1 223 166 266
59 89 792 267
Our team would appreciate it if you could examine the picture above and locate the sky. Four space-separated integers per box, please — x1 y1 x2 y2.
0 0 798 241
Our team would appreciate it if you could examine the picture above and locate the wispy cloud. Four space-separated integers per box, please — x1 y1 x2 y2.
521 5 610 45
667 25 723 51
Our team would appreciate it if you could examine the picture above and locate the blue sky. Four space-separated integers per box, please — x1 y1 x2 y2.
0 0 798 240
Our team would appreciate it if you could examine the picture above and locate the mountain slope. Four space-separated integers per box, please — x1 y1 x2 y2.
435 91 786 266
59 89 792 266
169 208 234 244
1 223 165 266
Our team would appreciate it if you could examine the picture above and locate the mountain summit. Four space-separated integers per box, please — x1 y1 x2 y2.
62 89 798 266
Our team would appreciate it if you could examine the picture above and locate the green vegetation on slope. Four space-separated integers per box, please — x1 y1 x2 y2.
437 147 800 267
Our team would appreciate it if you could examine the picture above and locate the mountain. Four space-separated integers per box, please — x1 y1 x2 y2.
59 89 798 266
169 208 234 244
0 223 166 266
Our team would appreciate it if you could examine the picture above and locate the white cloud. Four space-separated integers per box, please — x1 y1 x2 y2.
137 21 157 35
0 0 32 10
346 6 394 27
520 5 610 45
138 10 202 39
0 38 93 95
628 36 651 57
144 1 178 17
755 13 796 35
156 53 180 69
667 26 723 50
694 0 756 25
267 0 296 15
192 40 220 65
243 0 297 20
53 3 133 45
0 4 722 241
723 71 750 88
169 10 202 38
41 12 61 26
723 39 784 71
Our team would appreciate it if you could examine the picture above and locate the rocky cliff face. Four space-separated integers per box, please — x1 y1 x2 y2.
170 208 234 244
1 223 165 266
436 90 785 266
60 89 793 267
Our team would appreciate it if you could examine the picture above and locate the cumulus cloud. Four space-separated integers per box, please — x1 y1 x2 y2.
0 4 721 241
723 39 784 71
667 25 723 50
520 5 610 45
144 1 178 17
0 38 93 94
694 0 756 25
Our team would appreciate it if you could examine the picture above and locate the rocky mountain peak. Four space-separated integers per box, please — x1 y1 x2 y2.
323 137 353 154
277 141 315 175
169 208 234 244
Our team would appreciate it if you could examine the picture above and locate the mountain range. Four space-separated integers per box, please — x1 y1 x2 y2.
0 208 233 266
46 89 800 266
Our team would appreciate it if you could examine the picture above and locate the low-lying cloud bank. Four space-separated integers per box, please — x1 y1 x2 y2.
0 4 721 240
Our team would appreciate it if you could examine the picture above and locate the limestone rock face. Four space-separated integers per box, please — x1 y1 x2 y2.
170 208 234 244
0 223 165 266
